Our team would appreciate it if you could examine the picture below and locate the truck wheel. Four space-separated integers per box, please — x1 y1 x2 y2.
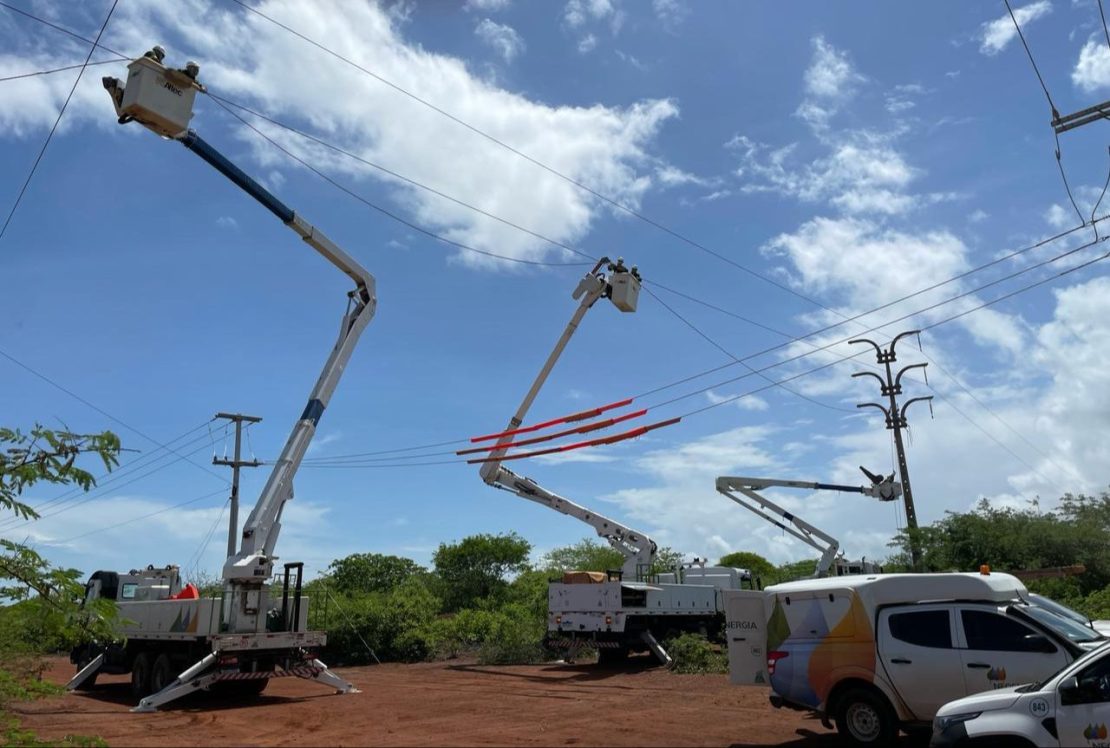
833 687 898 746
73 649 99 691
130 652 153 699
150 654 176 694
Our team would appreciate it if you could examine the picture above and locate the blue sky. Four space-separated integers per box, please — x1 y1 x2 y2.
3 0 1110 582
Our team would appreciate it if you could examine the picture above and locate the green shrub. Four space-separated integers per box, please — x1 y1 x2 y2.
664 633 727 674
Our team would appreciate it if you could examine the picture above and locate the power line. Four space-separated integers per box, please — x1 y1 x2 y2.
0 58 128 83
204 95 591 268
641 284 855 413
0 0 120 242
1099 0 1110 51
1004 0 1058 116
0 1 128 58
51 488 229 545
0 347 228 484
1 440 221 531
0 422 215 528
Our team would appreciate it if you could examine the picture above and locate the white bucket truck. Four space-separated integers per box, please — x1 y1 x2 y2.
724 570 1105 745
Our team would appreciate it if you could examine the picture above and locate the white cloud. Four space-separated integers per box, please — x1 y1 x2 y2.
968 208 989 223
706 389 769 412
1044 203 1072 228
653 0 689 28
979 1 1052 56
655 164 712 187
474 18 525 63
1072 37 1110 92
804 36 865 99
577 33 598 53
736 138 927 216
0 0 681 269
465 0 512 11
216 215 238 229
564 0 614 28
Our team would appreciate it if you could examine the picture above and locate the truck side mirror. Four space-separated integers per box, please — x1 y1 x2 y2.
1024 634 1057 653
1059 675 1081 705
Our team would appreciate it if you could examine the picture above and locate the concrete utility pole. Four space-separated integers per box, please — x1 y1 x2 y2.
213 412 263 558
848 331 933 569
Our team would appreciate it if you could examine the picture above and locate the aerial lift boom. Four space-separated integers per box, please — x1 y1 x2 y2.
70 47 374 709
716 470 900 578
478 259 655 580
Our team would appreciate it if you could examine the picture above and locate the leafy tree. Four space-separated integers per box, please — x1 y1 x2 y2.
326 552 425 595
541 538 623 573
1 425 119 521
0 426 122 646
718 551 776 580
432 532 531 611
650 545 685 576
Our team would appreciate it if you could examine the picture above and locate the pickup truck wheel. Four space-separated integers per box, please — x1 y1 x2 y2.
150 654 175 694
834 687 897 746
130 652 153 699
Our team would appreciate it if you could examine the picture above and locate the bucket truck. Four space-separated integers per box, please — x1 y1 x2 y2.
475 261 754 665
715 468 901 579
65 47 373 711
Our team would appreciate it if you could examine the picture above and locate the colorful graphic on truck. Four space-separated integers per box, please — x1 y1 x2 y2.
766 592 876 709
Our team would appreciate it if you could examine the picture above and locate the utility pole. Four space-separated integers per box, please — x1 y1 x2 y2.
213 412 263 558
849 331 933 569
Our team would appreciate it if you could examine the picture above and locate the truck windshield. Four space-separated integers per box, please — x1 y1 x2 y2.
1021 604 1104 644
1028 593 1092 627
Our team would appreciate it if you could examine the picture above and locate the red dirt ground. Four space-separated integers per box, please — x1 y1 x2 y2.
11 656 900 746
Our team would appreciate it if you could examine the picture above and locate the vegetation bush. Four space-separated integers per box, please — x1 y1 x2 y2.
664 633 727 674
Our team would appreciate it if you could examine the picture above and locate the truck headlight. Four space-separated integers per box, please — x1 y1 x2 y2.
933 712 981 732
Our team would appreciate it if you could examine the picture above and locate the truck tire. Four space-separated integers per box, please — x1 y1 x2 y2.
130 652 153 699
833 686 898 746
73 649 99 691
150 654 176 694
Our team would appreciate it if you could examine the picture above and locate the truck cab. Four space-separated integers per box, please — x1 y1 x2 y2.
932 640 1110 747
724 571 1106 745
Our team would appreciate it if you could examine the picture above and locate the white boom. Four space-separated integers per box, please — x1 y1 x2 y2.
716 471 900 578
478 260 654 580
78 47 372 709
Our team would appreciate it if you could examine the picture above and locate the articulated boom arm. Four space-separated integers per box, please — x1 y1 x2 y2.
479 260 653 579
716 472 900 578
102 51 377 584
716 477 842 578
491 468 656 579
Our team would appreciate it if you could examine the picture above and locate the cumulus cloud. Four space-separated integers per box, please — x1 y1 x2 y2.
564 0 615 28
474 18 525 62
0 0 679 269
979 1 1052 56
1072 37 1110 92
653 0 689 29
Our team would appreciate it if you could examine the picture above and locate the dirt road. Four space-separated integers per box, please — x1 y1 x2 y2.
14 657 865 746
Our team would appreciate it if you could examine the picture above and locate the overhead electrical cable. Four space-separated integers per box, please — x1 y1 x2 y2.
52 488 230 545
1 440 221 531
0 347 228 483
205 95 591 268
0 58 129 83
0 0 120 242
0 422 216 528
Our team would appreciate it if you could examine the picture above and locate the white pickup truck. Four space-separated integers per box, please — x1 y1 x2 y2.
724 571 1106 745
932 640 1110 747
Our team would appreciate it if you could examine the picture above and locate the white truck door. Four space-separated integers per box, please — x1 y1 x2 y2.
876 606 967 720
1056 650 1110 746
956 607 1070 694
724 590 769 686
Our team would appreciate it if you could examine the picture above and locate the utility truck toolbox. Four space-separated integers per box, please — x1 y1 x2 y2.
724 571 1106 746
